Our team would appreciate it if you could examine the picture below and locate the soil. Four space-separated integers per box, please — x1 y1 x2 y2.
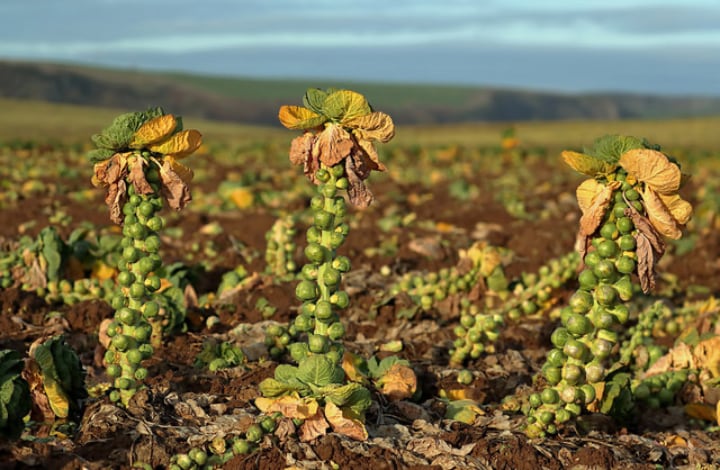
1 150 719 469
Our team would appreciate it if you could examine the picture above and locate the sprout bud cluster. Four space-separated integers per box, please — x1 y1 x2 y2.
167 414 280 469
290 165 351 365
526 171 644 437
264 214 298 280
105 180 164 406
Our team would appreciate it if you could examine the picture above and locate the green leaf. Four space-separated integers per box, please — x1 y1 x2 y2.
303 88 329 115
584 135 647 164
297 355 344 387
322 90 371 122
323 382 371 411
367 355 409 380
275 364 299 383
87 148 115 163
0 380 14 404
259 378 296 398
40 228 64 283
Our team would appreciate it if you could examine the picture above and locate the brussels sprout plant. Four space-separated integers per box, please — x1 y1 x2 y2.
89 108 202 406
257 88 394 438
524 135 693 437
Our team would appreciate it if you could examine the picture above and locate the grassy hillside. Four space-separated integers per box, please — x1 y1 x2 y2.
2 97 720 152
2 60 720 126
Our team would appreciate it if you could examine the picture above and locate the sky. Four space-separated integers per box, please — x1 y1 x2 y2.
1 0 719 96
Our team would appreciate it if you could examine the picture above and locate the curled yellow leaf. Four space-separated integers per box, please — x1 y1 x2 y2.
43 376 70 418
345 112 395 143
643 187 683 239
278 106 326 130
148 129 203 158
165 156 194 184
130 114 177 148
254 395 319 419
324 401 368 441
562 151 616 176
658 192 692 225
619 148 681 194
576 178 605 215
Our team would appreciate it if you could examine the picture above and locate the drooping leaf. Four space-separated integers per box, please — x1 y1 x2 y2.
323 90 371 122
635 233 657 294
624 205 666 255
299 408 329 442
619 148 682 194
278 106 326 130
578 180 620 237
165 156 194 184
345 112 395 143
130 114 178 148
642 187 683 239
658 192 692 225
444 399 484 424
255 394 319 419
148 129 202 158
87 148 115 164
127 156 154 196
324 401 368 441
41 375 70 418
288 132 315 167
345 157 374 209
159 159 192 211
323 383 372 415
341 351 369 383
562 151 616 176
316 124 354 167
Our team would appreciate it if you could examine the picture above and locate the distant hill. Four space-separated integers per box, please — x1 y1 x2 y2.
2 60 719 125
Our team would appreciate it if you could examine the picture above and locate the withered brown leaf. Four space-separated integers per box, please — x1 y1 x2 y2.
93 154 130 224
624 205 666 255
635 232 657 294
299 409 330 442
316 124 354 167
643 186 683 239
578 180 621 238
159 160 191 211
345 157 374 209
324 402 368 441
127 156 154 196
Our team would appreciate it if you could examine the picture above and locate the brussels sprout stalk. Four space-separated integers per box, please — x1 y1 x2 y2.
524 135 692 437
89 108 202 406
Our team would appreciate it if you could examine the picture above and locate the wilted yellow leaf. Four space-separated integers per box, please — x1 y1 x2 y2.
684 403 716 422
229 187 254 209
278 106 326 130
693 335 720 378
43 376 70 418
324 90 371 122
578 180 621 237
377 363 417 401
325 401 368 441
91 261 117 281
658 192 692 225
342 351 368 383
165 156 194 184
148 129 202 158
344 112 395 143
576 178 604 214
254 395 319 419
643 187 683 239
619 148 681 194
299 409 329 442
562 151 616 176
130 114 177 148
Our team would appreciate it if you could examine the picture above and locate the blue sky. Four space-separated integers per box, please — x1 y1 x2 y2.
1 0 719 95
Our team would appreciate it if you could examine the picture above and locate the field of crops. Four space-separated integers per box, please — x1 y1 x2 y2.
1 96 720 469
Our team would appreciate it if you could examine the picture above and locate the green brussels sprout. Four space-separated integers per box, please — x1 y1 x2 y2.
310 195 324 211
538 410 555 425
633 382 650 400
569 291 594 314
246 424 264 443
117 271 135 287
117 307 139 326
232 438 251 455
551 328 570 348
617 234 636 251
578 269 598 291
295 280 318 301
329 291 350 309
126 348 143 365
594 284 617 307
188 448 208 465
146 216 164 232
561 364 584 385
565 313 593 336
592 260 617 281
294 313 314 332
600 223 618 240
142 301 160 319
541 388 560 405
134 367 148 380
313 211 335 230
596 239 619 258
308 334 329 353
322 267 341 286
260 416 277 434
332 256 351 273
624 188 640 201
584 361 605 383
546 348 567 367
327 322 345 340
544 366 562 385
304 243 326 264
563 339 589 361
175 453 193 470
111 334 130 352
584 251 601 268
616 217 633 233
